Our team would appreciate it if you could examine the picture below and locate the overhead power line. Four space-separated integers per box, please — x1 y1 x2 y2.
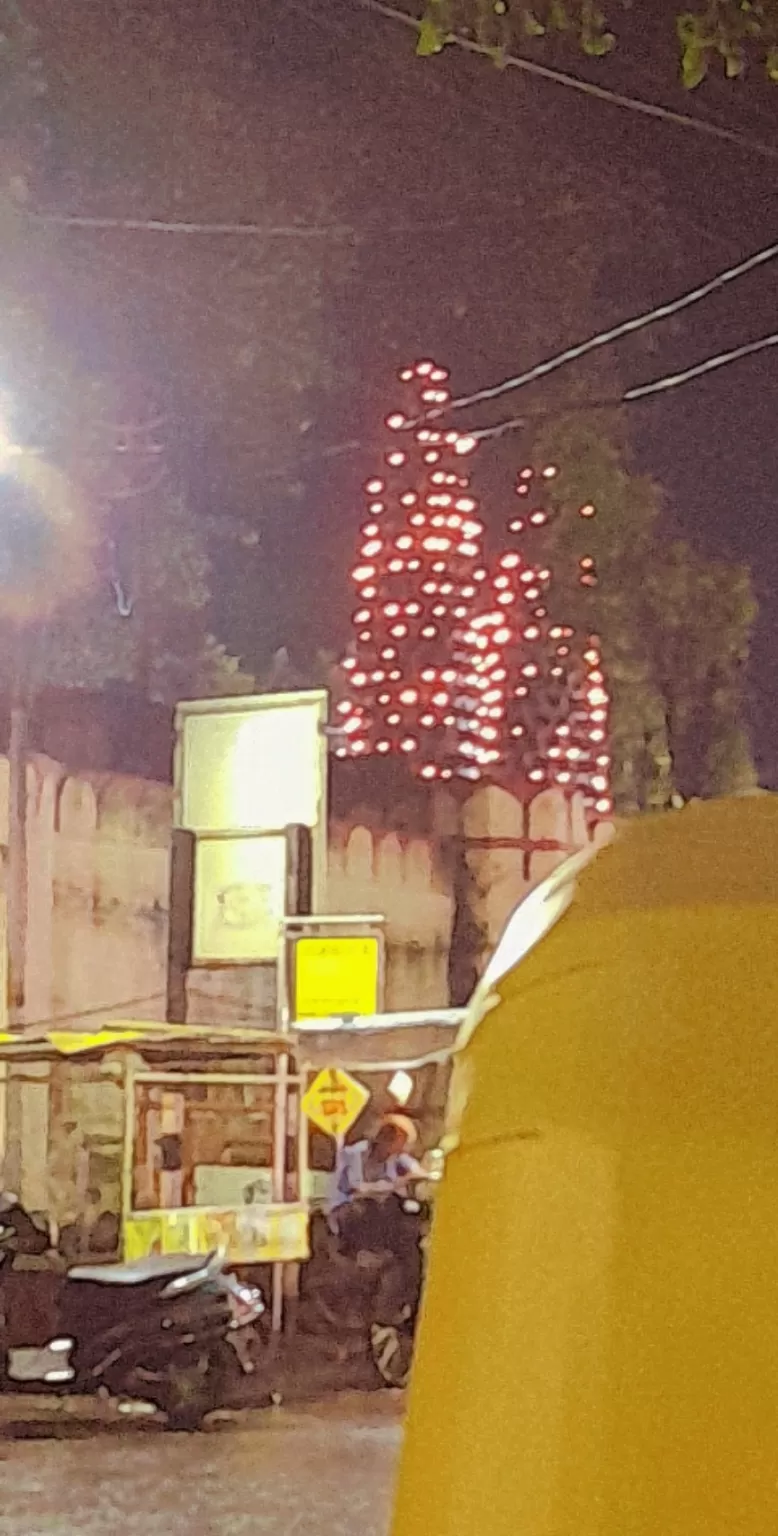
201 319 778 492
470 330 778 442
33 213 355 237
624 329 778 401
211 327 778 479
33 211 462 238
415 238 778 418
352 0 778 164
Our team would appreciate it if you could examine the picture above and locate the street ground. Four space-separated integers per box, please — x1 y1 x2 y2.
0 1391 402 1536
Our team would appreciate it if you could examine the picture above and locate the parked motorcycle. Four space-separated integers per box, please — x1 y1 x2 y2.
366 1195 428 1389
299 1192 429 1390
0 1196 265 1429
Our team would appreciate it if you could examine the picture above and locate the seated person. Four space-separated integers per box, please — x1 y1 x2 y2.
329 1115 424 1256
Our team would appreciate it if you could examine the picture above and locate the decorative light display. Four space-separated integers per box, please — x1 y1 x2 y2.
337 363 612 820
337 360 488 781
479 463 612 821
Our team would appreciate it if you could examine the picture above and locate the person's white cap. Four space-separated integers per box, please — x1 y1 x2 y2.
382 1113 418 1148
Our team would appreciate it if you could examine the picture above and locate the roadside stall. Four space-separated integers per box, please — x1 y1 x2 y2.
0 1022 309 1322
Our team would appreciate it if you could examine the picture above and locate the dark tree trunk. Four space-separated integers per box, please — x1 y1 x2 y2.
447 827 485 1009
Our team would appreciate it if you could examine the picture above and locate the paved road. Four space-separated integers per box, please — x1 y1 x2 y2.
0 1393 402 1536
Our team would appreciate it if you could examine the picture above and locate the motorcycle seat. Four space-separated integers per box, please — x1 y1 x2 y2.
68 1252 217 1286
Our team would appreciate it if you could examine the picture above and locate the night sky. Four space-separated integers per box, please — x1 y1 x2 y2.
29 0 778 781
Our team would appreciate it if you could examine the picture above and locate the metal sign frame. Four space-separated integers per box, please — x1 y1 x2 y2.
173 690 328 914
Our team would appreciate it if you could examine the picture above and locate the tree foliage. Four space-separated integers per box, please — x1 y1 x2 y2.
29 476 254 705
526 414 758 808
414 0 778 84
640 540 758 799
0 435 255 706
254 646 343 699
0 197 252 707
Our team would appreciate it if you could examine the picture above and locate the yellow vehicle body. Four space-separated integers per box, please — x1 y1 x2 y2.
392 797 778 1536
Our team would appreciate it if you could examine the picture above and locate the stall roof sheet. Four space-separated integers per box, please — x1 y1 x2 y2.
0 1019 295 1059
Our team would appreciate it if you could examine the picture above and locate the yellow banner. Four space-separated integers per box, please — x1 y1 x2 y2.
124 1203 309 1264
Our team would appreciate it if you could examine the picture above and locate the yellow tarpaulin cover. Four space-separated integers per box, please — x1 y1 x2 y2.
393 797 778 1536
44 1030 149 1055
0 1019 291 1056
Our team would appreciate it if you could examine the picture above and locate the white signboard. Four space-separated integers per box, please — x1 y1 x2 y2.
192 832 287 965
175 691 327 836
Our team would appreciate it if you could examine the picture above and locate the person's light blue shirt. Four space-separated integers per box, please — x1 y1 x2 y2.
329 1140 418 1213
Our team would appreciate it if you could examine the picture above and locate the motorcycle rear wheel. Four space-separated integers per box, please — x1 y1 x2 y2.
156 1351 220 1431
370 1324 414 1390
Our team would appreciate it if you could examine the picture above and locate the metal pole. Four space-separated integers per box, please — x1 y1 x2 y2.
120 1058 136 1259
270 926 291 1334
0 1056 7 1176
270 1055 288 1336
297 1071 309 1207
7 694 28 1031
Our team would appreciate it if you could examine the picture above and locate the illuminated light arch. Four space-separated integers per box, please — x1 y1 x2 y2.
337 361 487 780
338 369 612 821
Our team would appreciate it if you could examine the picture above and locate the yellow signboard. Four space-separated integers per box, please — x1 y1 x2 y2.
302 1067 370 1139
124 1203 309 1264
293 935 380 1021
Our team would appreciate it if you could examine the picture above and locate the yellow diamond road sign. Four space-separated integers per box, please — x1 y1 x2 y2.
302 1067 370 1140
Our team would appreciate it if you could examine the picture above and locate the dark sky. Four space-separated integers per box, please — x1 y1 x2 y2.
30 0 778 781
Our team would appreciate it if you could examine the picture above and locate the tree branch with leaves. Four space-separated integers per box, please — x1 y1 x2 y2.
412 0 778 83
